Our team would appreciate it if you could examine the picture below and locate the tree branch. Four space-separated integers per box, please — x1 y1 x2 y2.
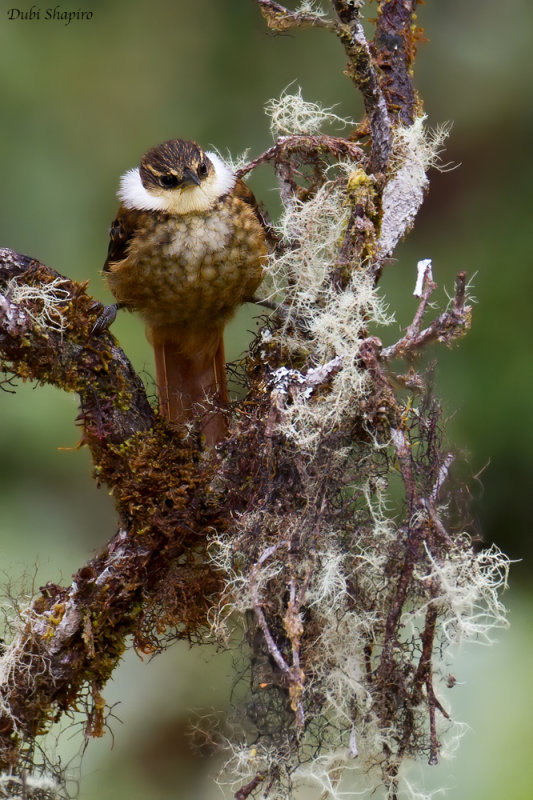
331 0 392 172
235 135 365 179
372 0 422 126
0 248 153 441
0 248 223 768
257 0 340 33
382 270 471 360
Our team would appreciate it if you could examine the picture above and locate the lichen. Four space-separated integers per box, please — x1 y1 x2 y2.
265 87 354 138
378 115 450 258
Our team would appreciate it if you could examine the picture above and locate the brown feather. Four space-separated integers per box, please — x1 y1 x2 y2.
104 205 144 273
149 325 228 446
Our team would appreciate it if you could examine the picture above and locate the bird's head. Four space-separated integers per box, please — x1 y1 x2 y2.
118 138 236 215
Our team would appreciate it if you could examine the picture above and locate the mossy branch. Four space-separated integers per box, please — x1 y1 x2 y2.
373 0 423 126
0 247 153 442
0 248 223 771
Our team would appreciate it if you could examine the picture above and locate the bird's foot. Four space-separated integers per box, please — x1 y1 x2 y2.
90 302 124 335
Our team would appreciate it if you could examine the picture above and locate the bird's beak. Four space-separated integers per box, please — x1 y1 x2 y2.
182 167 201 187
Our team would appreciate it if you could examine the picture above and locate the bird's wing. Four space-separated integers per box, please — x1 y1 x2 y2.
232 177 276 247
103 205 145 271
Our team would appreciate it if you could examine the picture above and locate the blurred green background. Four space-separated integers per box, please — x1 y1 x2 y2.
0 1 531 798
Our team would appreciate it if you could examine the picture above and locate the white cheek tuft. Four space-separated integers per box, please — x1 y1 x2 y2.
117 152 236 215
204 151 236 198
118 168 168 212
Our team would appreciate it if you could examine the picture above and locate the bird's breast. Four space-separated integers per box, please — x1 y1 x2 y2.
164 212 232 260
107 196 267 332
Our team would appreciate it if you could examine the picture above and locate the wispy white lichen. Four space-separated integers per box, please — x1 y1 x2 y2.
6 276 70 335
264 179 392 448
206 95 507 800
294 0 327 18
0 770 61 796
426 540 510 647
265 87 354 138
214 147 250 174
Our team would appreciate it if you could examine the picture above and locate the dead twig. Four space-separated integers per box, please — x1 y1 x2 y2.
257 0 341 33
382 269 471 360
249 542 307 728
235 135 365 179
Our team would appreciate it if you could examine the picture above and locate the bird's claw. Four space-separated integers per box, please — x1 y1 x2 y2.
91 303 120 335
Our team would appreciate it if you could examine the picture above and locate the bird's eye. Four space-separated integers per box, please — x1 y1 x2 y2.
160 174 179 188
197 162 208 178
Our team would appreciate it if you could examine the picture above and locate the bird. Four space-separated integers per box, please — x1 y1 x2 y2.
100 138 268 446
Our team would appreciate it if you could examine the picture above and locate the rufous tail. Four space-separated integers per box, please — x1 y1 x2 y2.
149 327 229 447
